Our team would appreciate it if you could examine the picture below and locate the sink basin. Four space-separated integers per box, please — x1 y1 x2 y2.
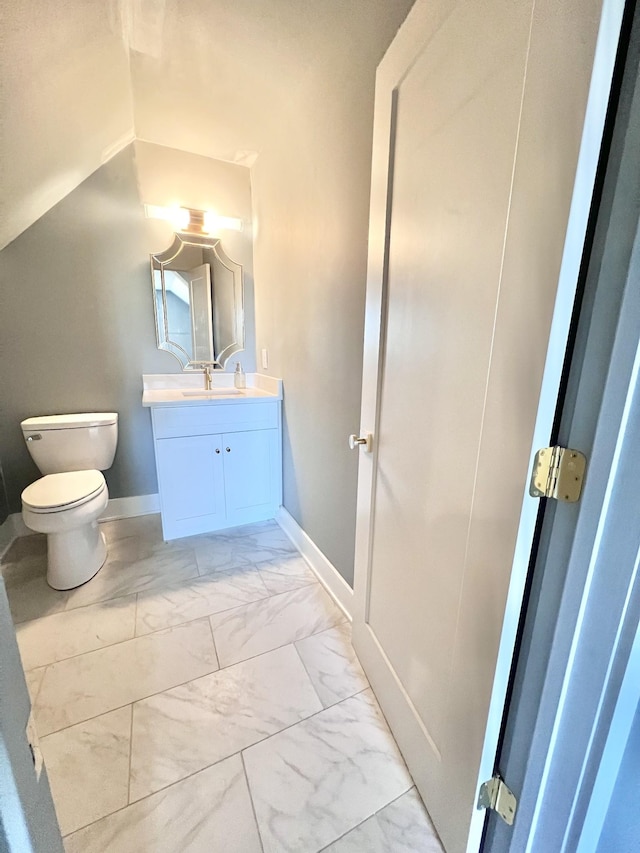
181 389 243 397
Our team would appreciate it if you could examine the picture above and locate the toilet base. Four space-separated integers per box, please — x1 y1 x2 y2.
47 523 107 590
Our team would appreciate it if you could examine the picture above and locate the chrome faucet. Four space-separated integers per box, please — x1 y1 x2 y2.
204 364 214 390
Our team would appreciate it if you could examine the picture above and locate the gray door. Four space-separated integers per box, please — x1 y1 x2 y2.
485 6 640 849
0 577 63 853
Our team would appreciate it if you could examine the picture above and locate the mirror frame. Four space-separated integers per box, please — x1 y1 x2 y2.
151 233 245 370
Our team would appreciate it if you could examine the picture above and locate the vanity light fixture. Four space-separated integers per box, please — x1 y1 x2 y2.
203 211 244 234
144 204 243 234
144 204 190 231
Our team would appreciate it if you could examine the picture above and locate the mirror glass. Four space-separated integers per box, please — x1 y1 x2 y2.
151 233 244 370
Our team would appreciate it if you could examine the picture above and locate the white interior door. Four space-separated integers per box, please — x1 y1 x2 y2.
351 2 616 851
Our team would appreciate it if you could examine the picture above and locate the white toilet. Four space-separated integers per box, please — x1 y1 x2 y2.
20 413 118 590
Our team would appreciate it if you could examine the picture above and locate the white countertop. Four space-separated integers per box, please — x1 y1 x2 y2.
141 373 283 408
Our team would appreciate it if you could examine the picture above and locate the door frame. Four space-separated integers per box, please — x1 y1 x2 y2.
485 4 640 846
351 1 626 851
468 1 626 846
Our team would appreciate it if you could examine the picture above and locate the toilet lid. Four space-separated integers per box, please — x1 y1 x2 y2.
22 470 106 512
21 413 118 430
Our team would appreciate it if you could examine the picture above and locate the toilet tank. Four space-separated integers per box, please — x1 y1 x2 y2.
21 413 118 475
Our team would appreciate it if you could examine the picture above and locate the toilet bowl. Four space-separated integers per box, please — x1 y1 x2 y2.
20 413 118 590
22 471 109 590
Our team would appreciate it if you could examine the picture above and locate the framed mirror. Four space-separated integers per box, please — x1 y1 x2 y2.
151 233 244 370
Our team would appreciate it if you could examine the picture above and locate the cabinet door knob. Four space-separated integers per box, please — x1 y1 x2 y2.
225 447 231 453
215 448 221 454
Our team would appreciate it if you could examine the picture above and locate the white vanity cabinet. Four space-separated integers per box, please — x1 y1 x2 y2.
150 399 282 540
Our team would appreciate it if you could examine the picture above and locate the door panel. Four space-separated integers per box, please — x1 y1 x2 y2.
352 1 610 851
368 0 531 755
155 434 225 538
224 429 276 520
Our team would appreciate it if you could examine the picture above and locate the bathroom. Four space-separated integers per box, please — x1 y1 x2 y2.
0 1 430 849
2 1 638 852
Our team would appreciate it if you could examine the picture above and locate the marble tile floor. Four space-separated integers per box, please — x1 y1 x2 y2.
2 514 443 852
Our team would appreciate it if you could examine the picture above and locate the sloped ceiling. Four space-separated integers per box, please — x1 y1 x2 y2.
1 0 412 250
1 1 135 250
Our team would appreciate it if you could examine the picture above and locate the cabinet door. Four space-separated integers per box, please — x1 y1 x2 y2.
223 429 279 525
155 434 225 539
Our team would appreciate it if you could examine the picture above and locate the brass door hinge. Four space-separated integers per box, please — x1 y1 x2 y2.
477 775 517 825
529 446 586 502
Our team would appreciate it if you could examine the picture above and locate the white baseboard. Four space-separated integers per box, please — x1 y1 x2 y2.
276 507 353 619
0 495 161 554
99 494 160 522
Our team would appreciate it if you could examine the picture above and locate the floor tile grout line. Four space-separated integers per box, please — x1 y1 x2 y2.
25 612 216 673
126 703 134 806
57 687 398 844
132 591 139 639
58 672 376 824
2 520 281 571
62 743 269 843
367 783 438 830
4 523 285 605
0 518 265 570
195 549 299 579
53 682 374 756
27 664 47 708
37 656 221 740
36 613 352 740
8 537 299 626
207 616 220 670
315 782 419 852
233 686 377 767
209 608 348 671
10 589 139 629
20 563 200 622
240 751 266 853
36 630 346 739
291 639 327 710
316 811 381 852
28 596 346 732
59 565 202 616
91 682 377 823
21 576 294 672
255 566 318 597
128 684 408 846
135 586 278 637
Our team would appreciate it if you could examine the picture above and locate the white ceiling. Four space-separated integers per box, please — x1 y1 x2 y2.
0 0 413 250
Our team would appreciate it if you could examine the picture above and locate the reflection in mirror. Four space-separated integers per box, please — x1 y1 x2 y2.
151 234 244 370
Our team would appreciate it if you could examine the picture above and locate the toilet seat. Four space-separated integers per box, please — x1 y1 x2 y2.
22 470 106 513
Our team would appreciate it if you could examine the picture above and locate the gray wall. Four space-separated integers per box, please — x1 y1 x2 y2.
251 3 414 584
0 142 254 513
0 461 8 526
